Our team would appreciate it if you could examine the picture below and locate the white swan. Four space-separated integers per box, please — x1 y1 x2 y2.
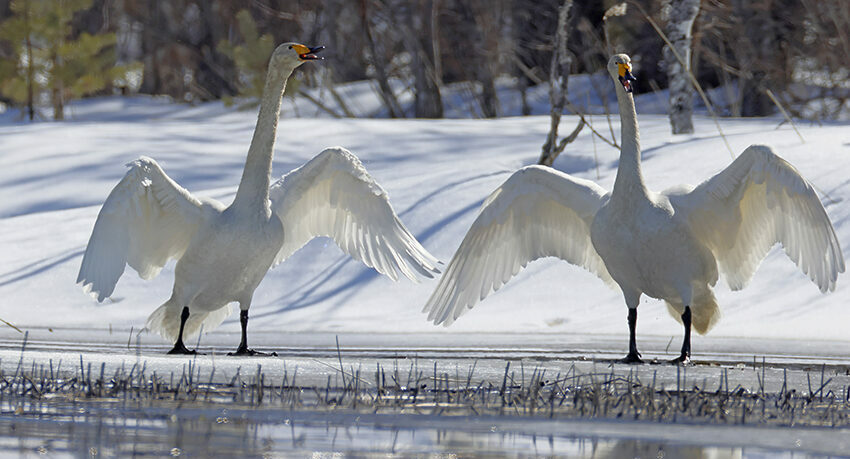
77 43 440 355
423 54 844 363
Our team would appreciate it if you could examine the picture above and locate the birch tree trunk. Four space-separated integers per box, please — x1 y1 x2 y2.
663 0 699 134
539 0 583 167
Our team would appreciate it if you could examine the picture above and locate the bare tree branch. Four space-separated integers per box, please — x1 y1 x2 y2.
539 0 581 166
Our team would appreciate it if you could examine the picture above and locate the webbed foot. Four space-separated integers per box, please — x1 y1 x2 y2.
228 346 277 357
620 350 643 364
669 353 691 365
167 340 203 355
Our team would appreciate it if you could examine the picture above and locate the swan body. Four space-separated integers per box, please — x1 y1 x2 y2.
424 54 843 362
78 43 439 354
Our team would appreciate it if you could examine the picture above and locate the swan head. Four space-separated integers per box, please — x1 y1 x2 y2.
270 42 324 71
607 54 636 94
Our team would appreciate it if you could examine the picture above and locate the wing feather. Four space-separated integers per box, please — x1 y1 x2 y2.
423 165 613 326
77 157 206 301
669 144 844 292
269 147 439 281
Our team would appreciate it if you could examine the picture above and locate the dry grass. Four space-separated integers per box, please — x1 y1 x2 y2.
3 351 850 429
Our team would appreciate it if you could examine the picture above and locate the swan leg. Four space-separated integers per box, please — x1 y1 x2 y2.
167 306 202 355
621 308 643 363
670 306 692 364
228 309 277 356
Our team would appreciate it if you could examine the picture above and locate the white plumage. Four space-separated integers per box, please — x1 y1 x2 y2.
78 156 209 301
270 147 438 281
424 166 614 326
77 43 439 354
423 54 843 363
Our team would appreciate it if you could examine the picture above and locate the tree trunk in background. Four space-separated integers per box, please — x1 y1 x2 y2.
138 0 162 96
194 1 239 99
403 0 442 118
0 1 14 106
50 50 64 120
510 0 560 116
131 0 240 101
360 0 403 118
320 0 368 82
0 0 830 122
539 0 578 167
663 0 699 134
733 0 778 117
23 0 34 121
478 70 498 118
469 0 501 118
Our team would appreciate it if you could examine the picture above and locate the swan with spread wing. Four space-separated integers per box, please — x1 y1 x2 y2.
77 43 439 355
423 54 843 363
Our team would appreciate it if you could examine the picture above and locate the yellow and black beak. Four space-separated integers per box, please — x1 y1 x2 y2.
617 63 636 93
292 44 324 61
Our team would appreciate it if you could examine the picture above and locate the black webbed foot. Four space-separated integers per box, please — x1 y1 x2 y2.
167 340 204 355
228 346 277 357
228 309 276 356
669 353 691 365
166 306 204 355
620 350 643 364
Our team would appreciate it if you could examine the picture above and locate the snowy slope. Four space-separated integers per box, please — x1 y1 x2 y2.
0 94 848 345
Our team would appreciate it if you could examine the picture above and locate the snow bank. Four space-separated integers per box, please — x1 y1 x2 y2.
0 97 847 344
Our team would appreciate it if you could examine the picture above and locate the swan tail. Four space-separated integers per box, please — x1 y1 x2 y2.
146 299 233 343
145 299 182 343
193 304 233 338
665 289 721 336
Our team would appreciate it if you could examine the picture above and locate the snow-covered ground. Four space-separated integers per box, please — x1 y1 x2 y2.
0 84 848 353
1 79 849 456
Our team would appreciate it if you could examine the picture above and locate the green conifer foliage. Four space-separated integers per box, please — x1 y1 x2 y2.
218 9 300 108
0 0 139 120
0 0 41 120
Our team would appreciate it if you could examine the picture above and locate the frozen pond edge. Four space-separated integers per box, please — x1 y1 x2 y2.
2 329 850 456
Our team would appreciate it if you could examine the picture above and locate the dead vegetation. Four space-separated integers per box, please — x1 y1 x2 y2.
3 352 850 429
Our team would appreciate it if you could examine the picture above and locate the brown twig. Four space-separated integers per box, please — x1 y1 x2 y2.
0 318 23 334
764 88 805 143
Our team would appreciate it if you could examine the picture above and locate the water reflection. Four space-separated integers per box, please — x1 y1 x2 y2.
0 398 825 457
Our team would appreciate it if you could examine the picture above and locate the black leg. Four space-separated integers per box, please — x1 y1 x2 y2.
236 309 249 351
621 308 643 363
228 309 276 356
167 307 201 355
670 306 692 364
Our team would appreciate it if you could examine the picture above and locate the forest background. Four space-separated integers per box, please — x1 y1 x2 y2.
0 0 847 128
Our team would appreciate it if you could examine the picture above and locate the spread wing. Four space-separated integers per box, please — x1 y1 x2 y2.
423 165 613 326
668 144 844 292
269 147 439 281
77 157 208 301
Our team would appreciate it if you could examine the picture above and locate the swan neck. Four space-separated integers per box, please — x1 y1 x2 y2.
232 65 293 211
612 89 647 201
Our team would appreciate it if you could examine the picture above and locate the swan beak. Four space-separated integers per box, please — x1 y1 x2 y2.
296 45 324 61
618 64 636 93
